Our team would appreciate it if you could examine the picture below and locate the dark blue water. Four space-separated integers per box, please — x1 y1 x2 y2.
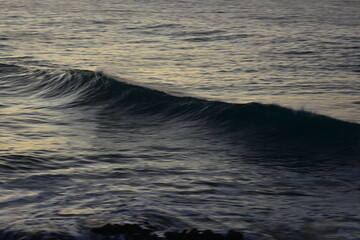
1 0 360 239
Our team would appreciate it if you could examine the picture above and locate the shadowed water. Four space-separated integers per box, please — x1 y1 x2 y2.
0 0 360 239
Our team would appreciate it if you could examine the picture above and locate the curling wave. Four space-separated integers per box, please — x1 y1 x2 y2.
1 64 360 158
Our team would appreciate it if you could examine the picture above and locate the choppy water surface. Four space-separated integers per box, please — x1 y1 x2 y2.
0 0 360 239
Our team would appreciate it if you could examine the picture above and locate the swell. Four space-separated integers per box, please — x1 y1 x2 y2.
2 64 360 157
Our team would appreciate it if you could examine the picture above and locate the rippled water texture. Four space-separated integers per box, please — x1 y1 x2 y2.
1 0 359 122
0 0 360 240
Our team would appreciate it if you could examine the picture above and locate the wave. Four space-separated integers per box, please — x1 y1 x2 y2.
1 64 360 158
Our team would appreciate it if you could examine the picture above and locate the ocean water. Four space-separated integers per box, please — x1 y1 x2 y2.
0 0 360 239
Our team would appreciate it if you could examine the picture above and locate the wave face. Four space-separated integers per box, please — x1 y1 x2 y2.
1 63 360 240
4 64 359 158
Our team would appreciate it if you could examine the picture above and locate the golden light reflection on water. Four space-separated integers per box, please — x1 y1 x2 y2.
0 104 69 153
0 189 40 203
0 136 67 153
58 207 104 215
